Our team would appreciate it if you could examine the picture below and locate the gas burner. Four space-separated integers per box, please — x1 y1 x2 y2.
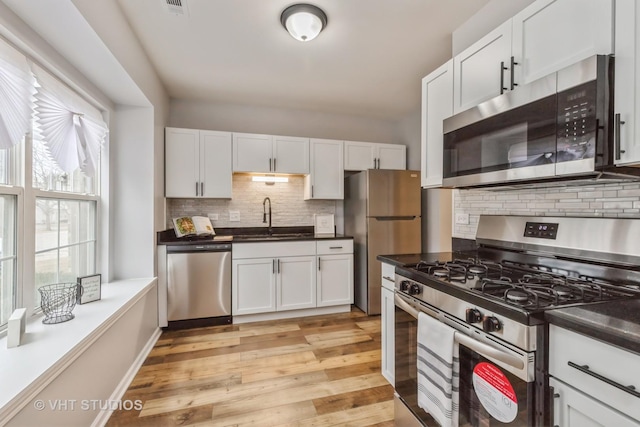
505 289 530 303
553 285 574 298
432 268 449 277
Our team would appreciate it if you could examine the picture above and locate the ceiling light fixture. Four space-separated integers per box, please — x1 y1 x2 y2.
280 4 328 42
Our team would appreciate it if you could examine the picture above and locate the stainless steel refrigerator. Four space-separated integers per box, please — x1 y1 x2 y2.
344 169 421 315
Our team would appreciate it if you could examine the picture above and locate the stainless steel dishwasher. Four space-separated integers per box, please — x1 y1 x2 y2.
166 243 231 326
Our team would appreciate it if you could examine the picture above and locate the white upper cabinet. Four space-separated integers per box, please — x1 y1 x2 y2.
453 20 513 115
165 127 232 198
233 132 310 174
511 0 613 86
421 60 453 188
305 138 344 200
453 0 614 115
344 141 406 171
614 0 640 165
273 135 310 174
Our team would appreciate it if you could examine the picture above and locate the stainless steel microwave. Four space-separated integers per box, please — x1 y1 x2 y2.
442 55 639 188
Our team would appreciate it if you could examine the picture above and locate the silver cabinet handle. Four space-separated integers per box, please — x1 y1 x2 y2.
311 185 314 198
568 361 640 398
269 158 272 171
500 61 508 94
200 182 204 196
318 257 321 271
272 259 275 274
382 276 394 282
195 182 198 196
277 259 280 273
615 113 627 160
273 158 277 171
329 246 343 249
510 56 518 91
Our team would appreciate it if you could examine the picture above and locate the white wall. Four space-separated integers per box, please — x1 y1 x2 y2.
396 109 422 171
169 99 400 144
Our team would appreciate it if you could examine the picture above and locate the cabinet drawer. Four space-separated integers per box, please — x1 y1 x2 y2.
233 241 316 259
316 240 353 255
549 324 640 421
381 262 395 291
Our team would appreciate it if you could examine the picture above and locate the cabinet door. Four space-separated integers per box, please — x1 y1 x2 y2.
377 144 406 170
512 0 613 86
233 133 273 172
200 130 232 198
232 258 276 315
273 135 309 174
453 20 512 114
551 378 640 427
381 286 395 386
317 254 353 307
305 139 344 200
165 128 200 197
421 60 453 188
614 0 640 165
277 256 316 311
344 141 376 171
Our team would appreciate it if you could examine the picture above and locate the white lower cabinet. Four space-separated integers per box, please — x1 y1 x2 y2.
277 256 316 310
380 262 395 385
551 378 640 427
233 240 353 317
549 324 640 426
316 240 354 307
233 258 277 315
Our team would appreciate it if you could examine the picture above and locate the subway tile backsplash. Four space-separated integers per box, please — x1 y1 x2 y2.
453 181 640 240
166 174 337 229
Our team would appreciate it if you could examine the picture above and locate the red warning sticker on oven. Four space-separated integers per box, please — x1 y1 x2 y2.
472 362 518 423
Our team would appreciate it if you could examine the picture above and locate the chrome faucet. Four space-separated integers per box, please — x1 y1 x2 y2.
262 197 272 235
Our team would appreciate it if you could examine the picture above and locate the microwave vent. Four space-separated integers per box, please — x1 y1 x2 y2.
165 0 188 16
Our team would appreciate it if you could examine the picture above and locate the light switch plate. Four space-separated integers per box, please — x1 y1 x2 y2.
208 213 219 221
229 210 240 222
455 213 470 225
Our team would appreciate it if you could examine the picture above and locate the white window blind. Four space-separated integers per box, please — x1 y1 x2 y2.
0 39 34 149
31 63 107 177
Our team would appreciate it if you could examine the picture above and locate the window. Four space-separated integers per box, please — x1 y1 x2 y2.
0 37 106 327
0 194 17 326
34 198 96 306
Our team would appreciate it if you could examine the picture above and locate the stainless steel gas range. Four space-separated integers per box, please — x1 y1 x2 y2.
393 215 640 427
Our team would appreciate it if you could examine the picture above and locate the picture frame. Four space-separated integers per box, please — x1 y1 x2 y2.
77 274 101 304
314 213 335 236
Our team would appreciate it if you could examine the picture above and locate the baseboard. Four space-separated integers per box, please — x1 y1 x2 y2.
91 327 162 427
232 305 351 324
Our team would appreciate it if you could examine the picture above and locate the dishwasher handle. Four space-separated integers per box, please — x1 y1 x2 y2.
167 243 232 253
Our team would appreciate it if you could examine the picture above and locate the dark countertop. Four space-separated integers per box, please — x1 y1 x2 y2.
158 226 353 245
545 300 640 356
376 251 477 267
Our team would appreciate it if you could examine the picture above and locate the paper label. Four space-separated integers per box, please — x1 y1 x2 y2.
472 362 518 423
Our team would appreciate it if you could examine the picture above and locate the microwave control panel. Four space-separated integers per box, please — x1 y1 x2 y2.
557 80 597 162
524 222 559 239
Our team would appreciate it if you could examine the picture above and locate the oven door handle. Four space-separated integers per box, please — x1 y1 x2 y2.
395 293 525 371
455 332 525 370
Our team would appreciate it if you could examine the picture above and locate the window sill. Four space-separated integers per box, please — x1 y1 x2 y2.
0 278 157 420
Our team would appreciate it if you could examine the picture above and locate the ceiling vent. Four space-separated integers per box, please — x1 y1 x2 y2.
165 0 189 16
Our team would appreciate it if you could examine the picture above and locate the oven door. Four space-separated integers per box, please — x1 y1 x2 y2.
394 292 536 427
442 74 557 188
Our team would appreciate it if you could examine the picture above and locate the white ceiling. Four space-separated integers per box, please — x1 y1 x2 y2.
115 0 490 121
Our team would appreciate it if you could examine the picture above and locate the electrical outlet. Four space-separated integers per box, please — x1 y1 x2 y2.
229 210 240 222
208 213 219 221
455 213 470 225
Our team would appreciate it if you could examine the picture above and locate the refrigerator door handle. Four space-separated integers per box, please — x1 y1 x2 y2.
371 216 418 221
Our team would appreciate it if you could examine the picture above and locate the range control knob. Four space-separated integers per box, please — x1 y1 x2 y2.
483 316 502 332
400 280 411 292
408 284 421 296
465 308 482 323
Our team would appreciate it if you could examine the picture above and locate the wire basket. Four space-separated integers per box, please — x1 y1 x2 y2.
38 283 79 324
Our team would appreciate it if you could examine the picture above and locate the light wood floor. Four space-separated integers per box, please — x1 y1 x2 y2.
107 308 395 426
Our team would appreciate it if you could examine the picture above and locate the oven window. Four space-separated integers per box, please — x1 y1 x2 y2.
458 345 534 426
443 94 557 178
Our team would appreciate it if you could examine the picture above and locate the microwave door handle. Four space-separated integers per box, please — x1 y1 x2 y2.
455 332 525 371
